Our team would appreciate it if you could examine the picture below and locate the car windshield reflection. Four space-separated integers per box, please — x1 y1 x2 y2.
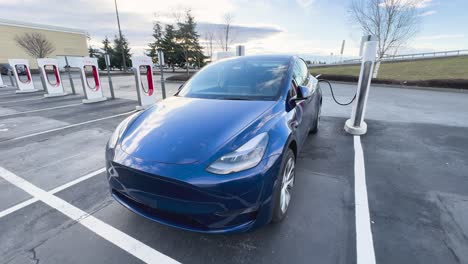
178 57 290 101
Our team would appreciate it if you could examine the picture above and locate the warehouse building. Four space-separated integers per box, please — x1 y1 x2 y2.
0 18 88 69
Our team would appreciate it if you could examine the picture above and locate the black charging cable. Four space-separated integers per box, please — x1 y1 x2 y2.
318 79 356 106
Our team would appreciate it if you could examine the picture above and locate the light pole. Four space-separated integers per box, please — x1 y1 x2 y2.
114 0 127 72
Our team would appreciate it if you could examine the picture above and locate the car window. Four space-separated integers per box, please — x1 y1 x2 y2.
293 59 309 86
179 57 290 101
292 61 303 86
298 59 309 85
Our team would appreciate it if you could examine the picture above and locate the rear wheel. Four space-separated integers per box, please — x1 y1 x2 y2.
272 149 296 222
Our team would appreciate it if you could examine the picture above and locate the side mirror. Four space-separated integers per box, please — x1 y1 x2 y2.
298 85 311 99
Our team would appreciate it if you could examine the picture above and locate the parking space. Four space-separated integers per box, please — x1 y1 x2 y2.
0 81 467 264
363 120 468 264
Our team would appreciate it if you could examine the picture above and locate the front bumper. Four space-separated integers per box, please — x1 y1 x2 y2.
106 148 282 233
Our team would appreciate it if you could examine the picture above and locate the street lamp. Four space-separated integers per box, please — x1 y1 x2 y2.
114 0 127 72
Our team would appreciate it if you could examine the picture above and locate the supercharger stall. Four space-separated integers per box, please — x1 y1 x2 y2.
132 56 156 110
37 58 67 97
68 57 107 104
8 59 38 93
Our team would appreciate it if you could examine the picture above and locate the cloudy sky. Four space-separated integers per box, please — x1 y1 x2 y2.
1 0 466 60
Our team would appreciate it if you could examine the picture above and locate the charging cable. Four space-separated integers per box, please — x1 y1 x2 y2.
318 79 356 106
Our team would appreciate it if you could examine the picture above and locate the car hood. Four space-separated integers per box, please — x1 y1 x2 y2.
120 96 275 164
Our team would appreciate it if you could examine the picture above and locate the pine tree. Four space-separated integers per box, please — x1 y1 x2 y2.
146 43 158 64
176 10 205 75
98 36 113 70
88 46 101 58
161 24 180 72
112 34 132 70
102 36 112 54
146 22 164 64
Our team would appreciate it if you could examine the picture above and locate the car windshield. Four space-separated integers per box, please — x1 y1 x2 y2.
178 57 290 101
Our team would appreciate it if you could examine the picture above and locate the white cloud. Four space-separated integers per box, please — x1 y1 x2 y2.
117 0 237 23
419 10 436 16
243 32 334 55
1 0 464 58
412 0 433 8
0 0 283 56
416 34 465 40
382 0 433 8
296 0 316 8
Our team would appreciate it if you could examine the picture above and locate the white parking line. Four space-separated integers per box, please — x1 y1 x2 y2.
49 167 106 194
0 166 179 264
0 198 38 219
0 168 105 219
0 103 82 118
1 110 135 143
353 136 376 264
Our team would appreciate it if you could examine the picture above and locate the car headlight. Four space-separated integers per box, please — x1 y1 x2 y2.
207 133 269 175
108 113 138 148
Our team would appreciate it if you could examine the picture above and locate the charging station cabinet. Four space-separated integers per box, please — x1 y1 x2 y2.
68 57 107 104
37 58 67 98
8 59 38 94
132 56 156 110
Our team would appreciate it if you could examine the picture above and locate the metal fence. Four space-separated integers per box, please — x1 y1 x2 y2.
310 49 468 67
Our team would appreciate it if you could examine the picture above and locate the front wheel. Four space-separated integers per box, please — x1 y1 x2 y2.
272 149 296 222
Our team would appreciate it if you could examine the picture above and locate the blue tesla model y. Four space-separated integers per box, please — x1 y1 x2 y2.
106 55 322 233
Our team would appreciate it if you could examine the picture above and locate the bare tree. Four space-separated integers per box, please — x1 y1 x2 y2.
14 32 55 58
205 31 215 61
217 13 235 52
350 0 421 58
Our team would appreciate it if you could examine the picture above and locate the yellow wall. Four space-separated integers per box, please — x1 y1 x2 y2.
0 24 87 69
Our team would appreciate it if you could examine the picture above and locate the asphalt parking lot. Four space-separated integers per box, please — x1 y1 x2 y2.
0 74 467 264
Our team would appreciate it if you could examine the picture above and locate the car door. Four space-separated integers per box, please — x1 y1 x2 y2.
298 59 319 130
290 59 311 147
293 59 316 146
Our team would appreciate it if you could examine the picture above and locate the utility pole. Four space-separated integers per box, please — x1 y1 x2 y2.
114 0 127 72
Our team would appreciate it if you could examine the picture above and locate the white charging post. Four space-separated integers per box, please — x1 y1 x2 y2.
8 59 38 93
157 50 167 99
68 57 107 104
0 73 6 88
132 56 156 110
104 54 115 99
37 58 68 97
344 36 378 135
236 45 245 56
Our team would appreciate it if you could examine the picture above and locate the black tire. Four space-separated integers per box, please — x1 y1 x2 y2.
272 148 296 223
310 105 321 134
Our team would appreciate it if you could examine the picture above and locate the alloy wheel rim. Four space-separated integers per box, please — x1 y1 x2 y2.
280 157 295 214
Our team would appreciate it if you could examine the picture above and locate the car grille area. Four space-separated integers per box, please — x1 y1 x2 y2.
108 163 258 231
